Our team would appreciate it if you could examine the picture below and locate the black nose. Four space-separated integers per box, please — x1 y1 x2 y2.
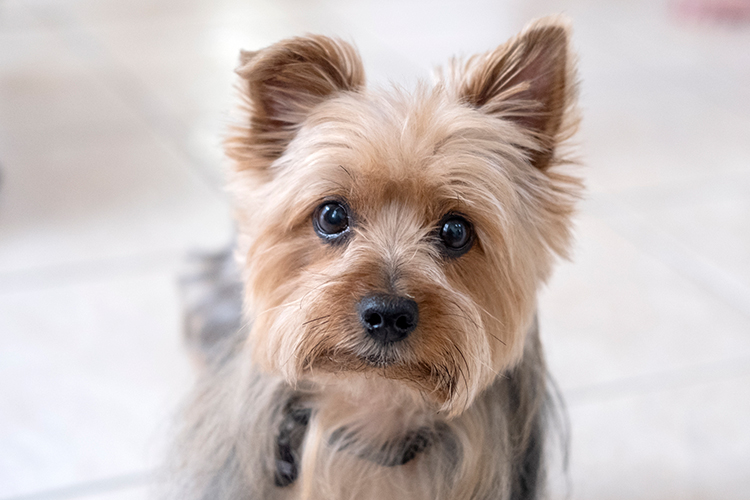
358 294 419 344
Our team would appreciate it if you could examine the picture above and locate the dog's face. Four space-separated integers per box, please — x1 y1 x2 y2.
228 18 580 415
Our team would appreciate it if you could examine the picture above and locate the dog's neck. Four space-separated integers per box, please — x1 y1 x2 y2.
274 379 445 487
275 407 441 486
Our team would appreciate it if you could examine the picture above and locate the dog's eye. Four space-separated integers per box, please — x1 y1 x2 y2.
314 201 350 240
439 215 473 256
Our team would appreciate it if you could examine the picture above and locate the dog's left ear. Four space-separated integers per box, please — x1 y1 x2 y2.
234 36 365 161
458 16 576 170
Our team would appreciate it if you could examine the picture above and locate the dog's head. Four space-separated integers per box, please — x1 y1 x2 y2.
228 17 580 415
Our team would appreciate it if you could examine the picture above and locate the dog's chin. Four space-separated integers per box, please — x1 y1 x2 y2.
358 343 405 368
302 341 407 372
300 342 461 411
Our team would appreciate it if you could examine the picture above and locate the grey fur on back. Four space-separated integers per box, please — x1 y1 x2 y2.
178 248 245 367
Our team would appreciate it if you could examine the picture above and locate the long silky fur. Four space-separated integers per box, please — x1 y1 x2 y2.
165 15 581 500
164 318 554 500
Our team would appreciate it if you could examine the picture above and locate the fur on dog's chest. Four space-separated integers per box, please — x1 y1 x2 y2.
273 392 455 490
277 417 454 500
258 348 547 500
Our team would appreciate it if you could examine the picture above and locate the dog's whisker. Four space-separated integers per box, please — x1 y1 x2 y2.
302 315 332 326
255 298 304 317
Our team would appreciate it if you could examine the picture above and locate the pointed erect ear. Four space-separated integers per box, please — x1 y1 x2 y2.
458 17 577 170
235 36 365 159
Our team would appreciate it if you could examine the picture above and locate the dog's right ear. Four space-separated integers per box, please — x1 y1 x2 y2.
234 36 365 160
452 16 577 171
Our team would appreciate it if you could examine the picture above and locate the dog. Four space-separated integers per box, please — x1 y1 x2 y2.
167 15 581 500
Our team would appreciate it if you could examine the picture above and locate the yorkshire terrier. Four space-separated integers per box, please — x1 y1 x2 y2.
168 15 581 500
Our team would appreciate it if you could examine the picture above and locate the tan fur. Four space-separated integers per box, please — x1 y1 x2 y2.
167 15 581 500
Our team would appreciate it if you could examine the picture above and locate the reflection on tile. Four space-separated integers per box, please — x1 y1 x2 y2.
0 272 192 498
0 29 138 133
57 0 286 29
83 14 280 116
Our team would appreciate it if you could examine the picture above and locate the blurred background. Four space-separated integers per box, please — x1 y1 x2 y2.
1 0 749 499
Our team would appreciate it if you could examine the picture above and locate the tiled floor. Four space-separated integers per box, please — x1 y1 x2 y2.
1 1 748 499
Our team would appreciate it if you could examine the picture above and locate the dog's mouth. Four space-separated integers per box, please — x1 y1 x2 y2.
303 341 406 370
297 318 414 370
299 342 457 407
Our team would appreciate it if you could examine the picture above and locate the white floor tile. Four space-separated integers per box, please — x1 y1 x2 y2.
562 373 750 500
77 484 150 500
79 484 151 500
540 213 750 391
0 121 232 277
604 171 750 293
0 28 139 134
0 272 193 498
82 13 285 117
581 74 750 193
0 1 48 34
304 0 520 68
